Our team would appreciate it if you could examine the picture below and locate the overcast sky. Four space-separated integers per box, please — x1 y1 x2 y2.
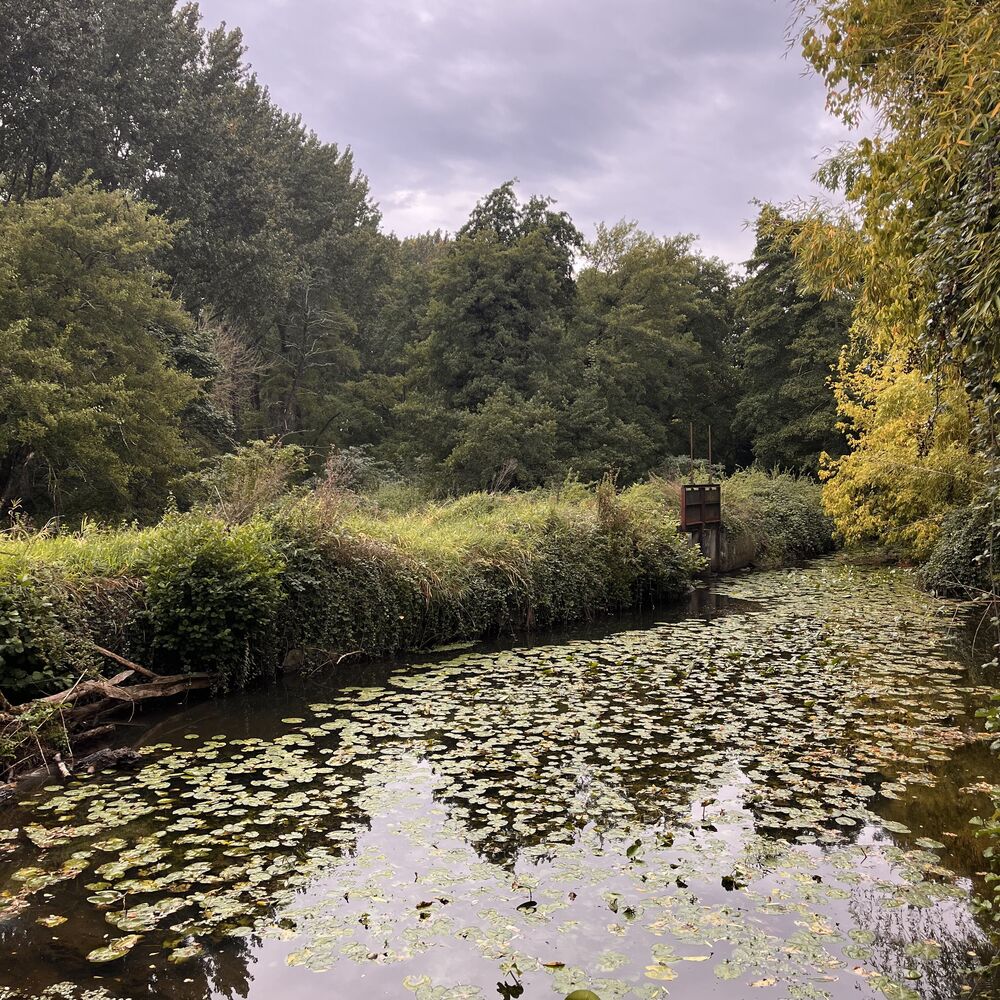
194 0 852 265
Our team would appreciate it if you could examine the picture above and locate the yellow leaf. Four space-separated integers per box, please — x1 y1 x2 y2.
645 964 679 981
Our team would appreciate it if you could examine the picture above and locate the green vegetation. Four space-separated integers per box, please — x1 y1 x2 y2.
0 3 856 521
733 207 853 472
0 468 832 718
0 0 989 590
789 0 1000 936
0 0 991 746
0 185 204 519
0 1 997 994
786 0 998 581
920 504 998 599
712 469 833 567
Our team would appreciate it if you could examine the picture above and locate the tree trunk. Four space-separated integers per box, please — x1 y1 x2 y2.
0 445 33 515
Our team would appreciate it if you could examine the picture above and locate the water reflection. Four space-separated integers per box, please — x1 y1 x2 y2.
0 562 995 1000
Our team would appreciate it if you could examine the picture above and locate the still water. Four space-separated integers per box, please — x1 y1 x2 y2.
0 561 997 1000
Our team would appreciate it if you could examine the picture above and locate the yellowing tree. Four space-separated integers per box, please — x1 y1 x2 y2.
820 347 984 558
788 0 1000 558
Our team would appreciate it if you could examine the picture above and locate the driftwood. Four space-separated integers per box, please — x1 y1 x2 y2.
0 648 220 784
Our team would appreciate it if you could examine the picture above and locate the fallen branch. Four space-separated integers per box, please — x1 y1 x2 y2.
35 671 135 707
0 667 219 783
93 645 161 680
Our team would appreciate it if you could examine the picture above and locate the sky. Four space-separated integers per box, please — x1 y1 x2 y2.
194 0 853 265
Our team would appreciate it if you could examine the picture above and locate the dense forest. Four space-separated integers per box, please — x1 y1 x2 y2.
0 0 995 596
0 0 857 522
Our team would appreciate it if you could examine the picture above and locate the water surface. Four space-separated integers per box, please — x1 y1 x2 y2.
0 561 997 1000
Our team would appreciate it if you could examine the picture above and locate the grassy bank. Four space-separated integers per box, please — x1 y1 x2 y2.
0 470 832 777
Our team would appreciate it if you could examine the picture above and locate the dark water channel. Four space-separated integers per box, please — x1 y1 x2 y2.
0 561 997 1000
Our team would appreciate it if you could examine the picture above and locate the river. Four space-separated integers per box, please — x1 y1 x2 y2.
0 559 997 999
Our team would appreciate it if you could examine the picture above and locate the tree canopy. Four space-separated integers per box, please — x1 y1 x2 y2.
0 185 200 518
734 207 852 472
6 0 979 529
786 0 999 557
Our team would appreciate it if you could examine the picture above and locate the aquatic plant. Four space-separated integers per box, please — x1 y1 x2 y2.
0 564 993 999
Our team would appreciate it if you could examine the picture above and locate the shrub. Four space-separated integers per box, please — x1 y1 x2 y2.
0 560 97 702
319 444 399 494
721 469 834 565
178 438 308 522
270 480 703 668
272 500 434 663
637 470 833 567
1 470 824 702
920 503 998 597
135 514 284 688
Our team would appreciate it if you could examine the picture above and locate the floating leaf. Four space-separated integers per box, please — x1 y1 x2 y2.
86 934 141 963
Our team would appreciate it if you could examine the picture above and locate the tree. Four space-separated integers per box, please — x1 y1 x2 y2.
444 390 561 492
366 231 451 375
570 223 739 479
0 0 389 461
788 0 999 556
418 181 583 412
136 20 391 453
0 185 200 519
819 346 982 558
384 182 583 488
0 0 204 200
734 206 852 472
255 136 387 448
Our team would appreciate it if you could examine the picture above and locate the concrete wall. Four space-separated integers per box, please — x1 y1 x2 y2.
683 524 756 574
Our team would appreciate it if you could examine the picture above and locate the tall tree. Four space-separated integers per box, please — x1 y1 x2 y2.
394 182 582 488
366 231 451 376
419 181 582 411
734 206 852 472
570 223 739 479
788 0 998 557
258 136 387 447
0 0 203 200
0 185 200 519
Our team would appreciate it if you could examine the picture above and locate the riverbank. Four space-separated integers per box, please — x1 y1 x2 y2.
0 471 832 780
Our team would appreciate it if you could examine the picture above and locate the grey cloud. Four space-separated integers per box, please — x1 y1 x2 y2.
195 0 852 264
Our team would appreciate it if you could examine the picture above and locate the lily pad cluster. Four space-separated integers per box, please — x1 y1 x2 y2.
0 562 995 1000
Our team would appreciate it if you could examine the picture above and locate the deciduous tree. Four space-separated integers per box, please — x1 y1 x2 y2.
0 186 200 519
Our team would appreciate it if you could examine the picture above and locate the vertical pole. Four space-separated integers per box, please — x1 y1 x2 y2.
708 425 713 483
689 422 694 483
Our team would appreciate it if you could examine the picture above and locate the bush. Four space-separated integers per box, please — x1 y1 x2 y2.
0 560 97 701
1 470 825 706
920 502 998 597
720 469 834 565
637 470 834 567
178 438 308 522
135 514 284 688
268 479 705 669
272 502 434 662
